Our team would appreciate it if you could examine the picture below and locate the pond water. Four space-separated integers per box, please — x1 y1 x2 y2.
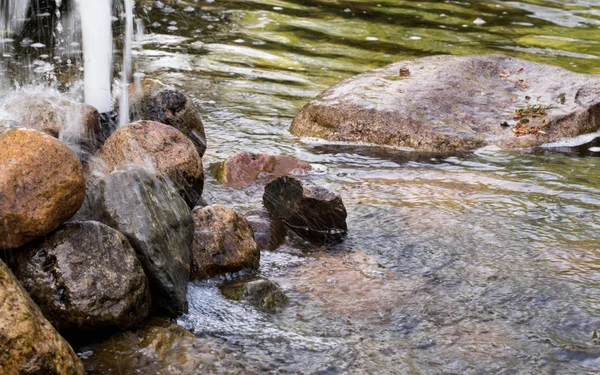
5 0 600 373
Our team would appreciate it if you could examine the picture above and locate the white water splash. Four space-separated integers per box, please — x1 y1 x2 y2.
118 0 134 126
76 0 113 113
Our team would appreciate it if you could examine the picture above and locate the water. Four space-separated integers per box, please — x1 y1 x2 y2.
76 0 112 113
4 0 600 373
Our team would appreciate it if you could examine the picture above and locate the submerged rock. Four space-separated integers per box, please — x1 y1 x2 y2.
191 205 260 280
81 318 255 375
211 152 311 187
3 91 100 155
71 169 193 317
243 210 286 250
12 221 151 335
126 78 207 156
97 120 204 207
263 177 347 245
219 276 289 312
0 129 85 249
290 54 600 152
0 259 84 375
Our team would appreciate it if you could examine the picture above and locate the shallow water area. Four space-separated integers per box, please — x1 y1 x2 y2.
4 0 600 373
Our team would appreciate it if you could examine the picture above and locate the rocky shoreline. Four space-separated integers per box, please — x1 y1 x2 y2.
0 78 347 373
1 54 599 374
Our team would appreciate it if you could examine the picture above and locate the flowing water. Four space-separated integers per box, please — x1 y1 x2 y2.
4 0 600 373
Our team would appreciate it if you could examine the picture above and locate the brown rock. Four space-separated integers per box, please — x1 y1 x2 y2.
12 221 151 335
3 91 100 154
263 177 347 245
126 78 207 156
0 259 84 375
211 152 311 188
81 318 255 374
290 54 600 152
97 120 204 207
0 129 85 249
191 205 260 280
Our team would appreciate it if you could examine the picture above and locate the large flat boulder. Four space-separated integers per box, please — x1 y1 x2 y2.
290 54 600 152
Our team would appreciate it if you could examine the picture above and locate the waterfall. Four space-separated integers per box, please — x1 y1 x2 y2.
118 0 134 126
75 0 113 114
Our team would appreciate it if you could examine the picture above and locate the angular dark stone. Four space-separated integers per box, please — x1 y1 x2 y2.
263 177 347 245
243 210 286 251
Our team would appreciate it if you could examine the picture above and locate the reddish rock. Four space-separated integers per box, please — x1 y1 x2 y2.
191 205 260 280
96 120 204 207
0 129 85 249
212 152 311 187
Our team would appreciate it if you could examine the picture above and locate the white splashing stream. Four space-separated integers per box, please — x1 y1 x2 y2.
76 0 113 113
118 0 134 126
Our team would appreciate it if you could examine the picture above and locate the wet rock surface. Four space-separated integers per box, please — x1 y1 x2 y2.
290 54 600 152
0 259 84 375
243 210 286 250
96 120 204 207
12 221 151 334
219 276 289 313
191 205 260 280
211 152 311 187
2 91 100 155
71 169 193 317
263 177 348 245
126 78 207 156
81 317 257 375
0 129 85 249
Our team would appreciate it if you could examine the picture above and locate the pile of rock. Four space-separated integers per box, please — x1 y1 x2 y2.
0 76 352 373
0 80 299 373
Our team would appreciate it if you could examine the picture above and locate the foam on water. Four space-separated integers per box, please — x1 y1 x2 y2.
540 132 600 148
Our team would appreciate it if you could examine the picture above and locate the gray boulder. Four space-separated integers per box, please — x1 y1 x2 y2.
12 221 151 335
73 169 194 317
290 54 600 152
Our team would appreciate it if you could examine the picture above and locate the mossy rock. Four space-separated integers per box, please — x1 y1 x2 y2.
219 276 289 313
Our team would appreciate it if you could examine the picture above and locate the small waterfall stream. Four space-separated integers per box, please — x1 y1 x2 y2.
75 0 113 113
